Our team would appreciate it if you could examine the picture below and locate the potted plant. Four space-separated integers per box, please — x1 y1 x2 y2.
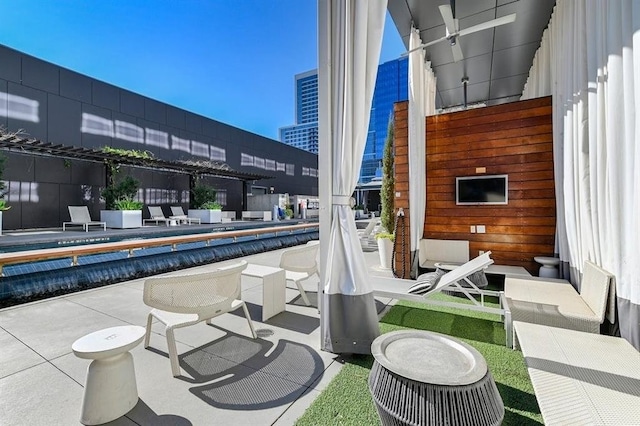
375 232 395 269
377 116 395 268
100 175 143 228
354 204 365 219
188 183 222 223
284 207 294 220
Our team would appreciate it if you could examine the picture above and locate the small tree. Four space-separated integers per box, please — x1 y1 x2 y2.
192 183 217 209
380 115 395 234
102 175 140 210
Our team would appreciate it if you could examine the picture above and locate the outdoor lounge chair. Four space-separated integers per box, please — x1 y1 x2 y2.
371 252 504 316
144 206 173 226
358 219 380 252
170 206 201 225
62 206 106 232
143 260 257 377
279 240 319 306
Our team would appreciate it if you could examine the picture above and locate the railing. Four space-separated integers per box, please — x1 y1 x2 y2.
0 223 319 276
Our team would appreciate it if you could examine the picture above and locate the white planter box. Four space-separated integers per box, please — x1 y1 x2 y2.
100 210 142 229
188 209 222 224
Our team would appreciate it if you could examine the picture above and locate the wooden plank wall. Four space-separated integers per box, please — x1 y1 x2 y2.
392 102 411 278
424 96 555 274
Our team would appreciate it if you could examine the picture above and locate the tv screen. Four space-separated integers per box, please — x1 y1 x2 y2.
456 175 508 205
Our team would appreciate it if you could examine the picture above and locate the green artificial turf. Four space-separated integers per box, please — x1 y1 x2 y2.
296 295 542 425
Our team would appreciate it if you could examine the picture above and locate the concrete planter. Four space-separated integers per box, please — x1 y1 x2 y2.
100 210 142 229
188 209 222 224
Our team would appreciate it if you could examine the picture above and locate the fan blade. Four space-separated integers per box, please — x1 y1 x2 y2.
438 4 458 35
458 13 516 37
451 40 464 62
400 35 448 57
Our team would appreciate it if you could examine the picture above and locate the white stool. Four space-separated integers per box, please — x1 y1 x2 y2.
534 256 561 278
72 325 146 425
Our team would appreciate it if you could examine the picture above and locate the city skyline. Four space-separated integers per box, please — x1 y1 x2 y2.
0 0 407 141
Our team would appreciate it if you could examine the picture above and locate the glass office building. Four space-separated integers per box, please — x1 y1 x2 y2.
279 58 408 183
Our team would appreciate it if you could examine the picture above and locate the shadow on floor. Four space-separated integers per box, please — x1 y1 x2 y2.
120 399 192 425
177 332 324 410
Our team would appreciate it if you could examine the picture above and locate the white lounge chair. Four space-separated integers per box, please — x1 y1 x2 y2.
358 219 380 252
144 206 172 226
372 252 504 316
279 240 319 306
143 261 257 377
63 206 106 232
170 206 201 225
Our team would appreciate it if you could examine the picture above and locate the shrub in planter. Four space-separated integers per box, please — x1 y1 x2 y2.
192 184 218 209
114 197 143 211
201 201 222 210
102 176 140 210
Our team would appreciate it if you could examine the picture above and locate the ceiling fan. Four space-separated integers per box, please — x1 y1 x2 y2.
404 1 516 62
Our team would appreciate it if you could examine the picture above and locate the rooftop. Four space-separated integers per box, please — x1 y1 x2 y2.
0 244 394 426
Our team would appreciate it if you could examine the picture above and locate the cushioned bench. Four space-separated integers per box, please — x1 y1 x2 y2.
514 321 640 425
504 260 614 349
241 211 272 221
418 239 469 270
419 239 531 279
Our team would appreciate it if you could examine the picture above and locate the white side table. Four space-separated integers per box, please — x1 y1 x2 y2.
72 325 146 425
242 264 286 321
534 256 560 278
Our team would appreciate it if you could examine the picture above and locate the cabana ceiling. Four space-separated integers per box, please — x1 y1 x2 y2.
388 0 555 110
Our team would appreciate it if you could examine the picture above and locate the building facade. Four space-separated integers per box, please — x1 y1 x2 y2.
279 70 319 153
279 57 408 183
0 44 319 230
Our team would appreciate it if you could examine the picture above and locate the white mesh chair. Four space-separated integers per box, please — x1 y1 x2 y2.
144 206 172 226
170 206 201 225
143 261 257 377
279 241 319 306
63 206 106 232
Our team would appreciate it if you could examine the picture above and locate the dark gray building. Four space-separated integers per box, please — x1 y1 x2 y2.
0 44 318 230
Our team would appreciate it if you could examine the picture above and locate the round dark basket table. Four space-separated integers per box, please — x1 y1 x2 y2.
368 330 504 426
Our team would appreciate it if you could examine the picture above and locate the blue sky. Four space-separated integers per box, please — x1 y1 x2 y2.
0 1 406 140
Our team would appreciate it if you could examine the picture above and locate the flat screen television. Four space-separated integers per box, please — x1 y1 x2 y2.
456 174 508 205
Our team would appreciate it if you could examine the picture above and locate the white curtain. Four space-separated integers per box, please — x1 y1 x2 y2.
522 0 640 349
317 0 386 353
408 26 437 278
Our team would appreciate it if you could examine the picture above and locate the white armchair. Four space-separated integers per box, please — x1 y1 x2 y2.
279 241 319 306
143 261 257 377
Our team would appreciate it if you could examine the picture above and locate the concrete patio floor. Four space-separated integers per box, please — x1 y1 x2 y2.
0 245 393 426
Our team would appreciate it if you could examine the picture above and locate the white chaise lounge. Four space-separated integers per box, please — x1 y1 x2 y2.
170 206 201 225
144 206 173 226
63 206 106 232
372 252 504 316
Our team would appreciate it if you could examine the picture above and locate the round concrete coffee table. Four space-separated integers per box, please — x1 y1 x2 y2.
72 325 146 425
369 330 504 426
534 256 560 278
